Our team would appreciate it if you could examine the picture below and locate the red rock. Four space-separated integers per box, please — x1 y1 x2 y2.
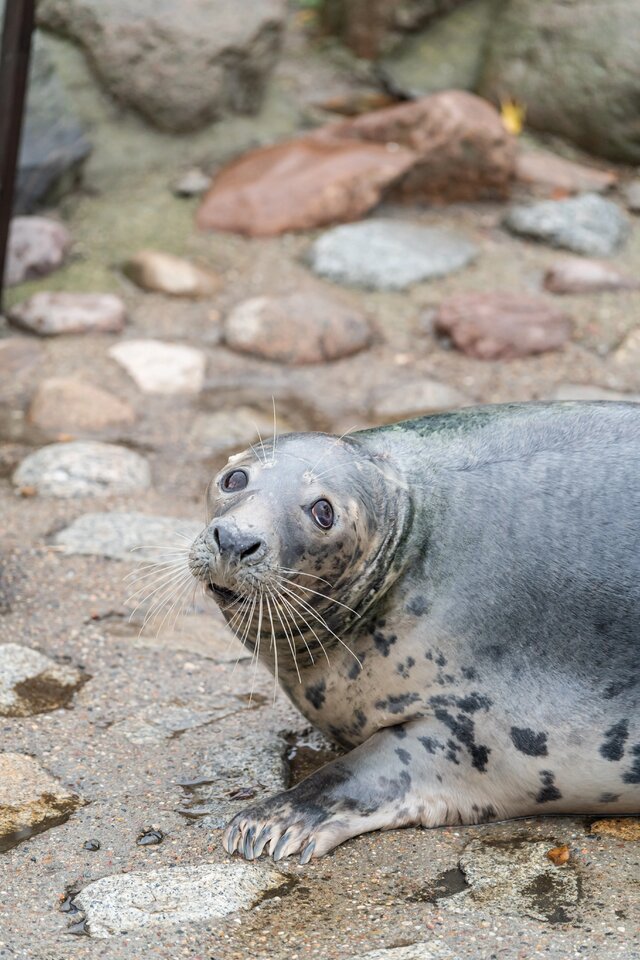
515 150 617 197
197 136 414 236
544 258 638 295
435 292 571 360
29 378 136 433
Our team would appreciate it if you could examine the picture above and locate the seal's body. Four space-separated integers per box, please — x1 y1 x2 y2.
189 402 640 862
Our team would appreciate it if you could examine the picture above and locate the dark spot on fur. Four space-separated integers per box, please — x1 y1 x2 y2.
396 656 416 678
429 693 492 714
510 727 549 757
604 674 638 699
418 736 444 755
348 653 365 680
305 680 326 710
395 748 411 766
391 726 407 739
406 594 429 616
435 652 447 667
352 708 367 732
599 792 620 804
461 666 478 681
599 719 629 761
479 805 496 820
622 744 640 784
425 650 433 661
375 692 421 715
373 631 397 657
445 739 461 765
434 708 490 772
535 770 562 804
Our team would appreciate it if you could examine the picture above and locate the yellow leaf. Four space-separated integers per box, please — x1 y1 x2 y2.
501 98 526 136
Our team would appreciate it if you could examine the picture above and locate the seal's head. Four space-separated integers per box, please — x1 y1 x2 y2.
188 432 411 658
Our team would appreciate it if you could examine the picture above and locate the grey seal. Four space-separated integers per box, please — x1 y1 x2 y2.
188 402 640 863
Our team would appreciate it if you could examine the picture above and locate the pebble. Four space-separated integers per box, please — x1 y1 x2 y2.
613 327 640 368
5 216 72 287
52 511 201 560
28 377 136 433
0 643 83 716
543 257 638 294
310 220 478 290
435 292 572 360
109 339 207 394
622 179 640 213
73 862 288 937
504 193 629 256
370 379 469 423
12 441 151 498
8 291 126 336
0 753 80 841
173 168 212 197
224 291 372 363
123 250 220 298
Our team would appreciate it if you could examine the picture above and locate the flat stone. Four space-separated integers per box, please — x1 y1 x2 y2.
544 257 638 294
348 945 453 960
52 511 201 560
0 643 83 717
130 612 248 665
29 377 136 433
12 442 151 498
5 216 72 287
310 220 478 291
190 408 287 461
370 379 469 423
173 168 212 198
590 818 640 841
623 179 640 213
113 696 245 744
0 753 80 844
109 339 206 394
73 861 288 938
8 292 126 336
504 194 630 256
550 384 640 403
515 150 617 197
224 292 372 363
435 292 571 360
123 250 220 298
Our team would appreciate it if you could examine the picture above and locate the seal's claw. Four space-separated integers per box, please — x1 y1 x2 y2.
254 825 271 858
243 826 256 860
272 828 294 862
300 839 316 864
223 823 241 855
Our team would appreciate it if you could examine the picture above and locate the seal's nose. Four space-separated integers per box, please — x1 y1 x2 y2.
213 522 264 563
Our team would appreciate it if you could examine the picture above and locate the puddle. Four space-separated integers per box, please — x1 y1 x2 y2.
285 729 341 788
521 872 580 924
406 867 469 903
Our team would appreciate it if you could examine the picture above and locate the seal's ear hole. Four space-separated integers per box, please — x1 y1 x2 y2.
311 499 334 530
221 469 248 493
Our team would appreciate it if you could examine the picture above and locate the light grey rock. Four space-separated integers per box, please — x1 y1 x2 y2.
348 945 454 960
370 379 468 423
0 643 83 716
73 861 288 938
623 179 640 213
5 217 72 287
550 384 640 403
109 340 206 394
190 408 285 461
112 696 244 744
173 169 212 198
52 511 201 560
130 612 249 665
37 0 286 133
614 327 640 369
12 442 151 498
8 292 126 336
310 220 478 291
543 257 638 294
0 753 80 841
504 194 630 256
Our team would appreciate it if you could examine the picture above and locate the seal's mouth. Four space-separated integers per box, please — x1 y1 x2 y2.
208 581 242 604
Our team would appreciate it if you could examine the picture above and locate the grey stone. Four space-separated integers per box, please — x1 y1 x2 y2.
37 0 286 133
348 945 454 960
310 219 478 290
73 861 288 938
8 292 126 336
480 0 640 164
190 408 286 461
370 379 468 423
504 194 630 256
5 217 72 287
130 612 250 665
52 511 201 560
173 169 212 198
0 643 83 716
0 753 80 842
14 31 91 213
380 0 498 99
614 328 640 369
550 384 640 403
109 340 207 394
112 695 245 744
623 179 640 214
12 442 151 498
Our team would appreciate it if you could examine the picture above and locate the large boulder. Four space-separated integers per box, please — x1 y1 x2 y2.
37 0 286 133
481 0 640 163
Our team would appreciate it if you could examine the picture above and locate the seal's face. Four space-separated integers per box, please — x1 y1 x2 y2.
188 432 406 658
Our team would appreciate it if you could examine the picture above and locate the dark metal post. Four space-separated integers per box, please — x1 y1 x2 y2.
0 0 35 312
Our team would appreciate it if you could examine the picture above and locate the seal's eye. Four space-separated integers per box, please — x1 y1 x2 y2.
311 499 334 530
221 469 248 493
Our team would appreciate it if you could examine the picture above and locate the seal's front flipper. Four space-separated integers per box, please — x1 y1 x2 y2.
222 721 469 862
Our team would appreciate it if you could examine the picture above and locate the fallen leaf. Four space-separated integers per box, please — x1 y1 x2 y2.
546 843 570 865
501 98 526 136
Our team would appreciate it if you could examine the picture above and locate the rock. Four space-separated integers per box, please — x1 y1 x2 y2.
5 216 72 287
310 219 477 291
190 408 288 461
14 32 91 214
52 511 201 561
29 378 135 434
0 753 80 844
504 194 629 257
550 384 640 403
370 379 469 423
123 250 220 298
480 0 640 164
348 946 453 960
8 292 126 336
72 861 289 938
109 339 206 394
543 258 638 295
613 328 640 369
380 0 498 99
225 292 372 363
12 442 151 498
0 339 43 391
173 169 212 198
37 0 285 133
590 818 640 841
435 292 571 360
515 150 617 197
129 612 249 665
623 179 640 214
0 643 83 716
114 697 246 744
196 136 414 237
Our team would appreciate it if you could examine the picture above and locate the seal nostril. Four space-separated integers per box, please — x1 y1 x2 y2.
213 526 221 549
241 540 262 561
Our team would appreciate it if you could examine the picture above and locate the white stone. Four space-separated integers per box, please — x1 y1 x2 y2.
5 216 72 287
0 643 82 717
8 292 126 335
12 442 151 498
52 511 201 560
109 339 206 394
